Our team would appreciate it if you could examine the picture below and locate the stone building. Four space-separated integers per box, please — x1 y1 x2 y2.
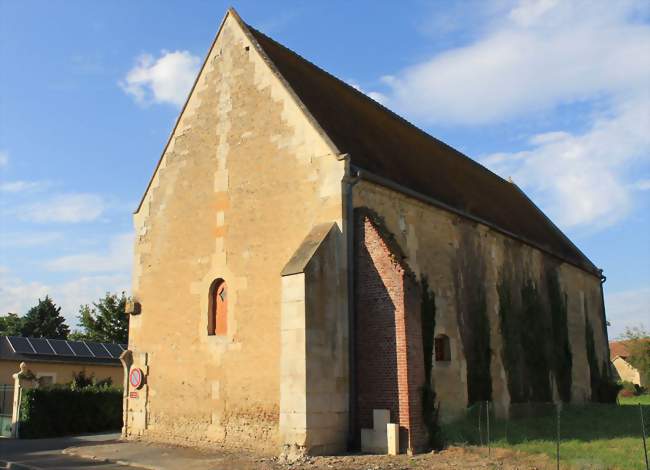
123 8 612 456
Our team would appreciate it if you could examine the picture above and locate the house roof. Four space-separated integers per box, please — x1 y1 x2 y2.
245 22 599 276
610 341 631 359
610 339 650 360
0 335 124 366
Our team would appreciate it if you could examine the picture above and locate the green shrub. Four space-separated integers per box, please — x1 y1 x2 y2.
19 385 122 438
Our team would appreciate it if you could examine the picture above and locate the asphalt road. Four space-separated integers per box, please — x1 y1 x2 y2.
0 433 140 469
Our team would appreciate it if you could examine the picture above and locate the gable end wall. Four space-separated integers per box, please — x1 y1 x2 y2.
127 13 345 453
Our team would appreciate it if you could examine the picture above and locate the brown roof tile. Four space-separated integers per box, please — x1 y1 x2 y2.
247 26 598 275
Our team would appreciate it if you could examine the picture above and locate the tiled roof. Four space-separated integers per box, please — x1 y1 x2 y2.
610 341 631 359
245 24 598 275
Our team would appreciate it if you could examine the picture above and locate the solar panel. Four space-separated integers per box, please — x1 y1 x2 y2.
68 341 92 357
103 343 123 358
86 342 111 358
119 344 127 351
7 336 35 354
49 339 74 356
28 338 55 355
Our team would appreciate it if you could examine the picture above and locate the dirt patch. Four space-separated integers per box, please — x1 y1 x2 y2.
67 441 558 470
275 447 556 470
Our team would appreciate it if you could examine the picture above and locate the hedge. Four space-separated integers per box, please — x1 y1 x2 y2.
19 386 122 438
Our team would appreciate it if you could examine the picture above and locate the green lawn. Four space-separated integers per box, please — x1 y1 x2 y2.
619 394 650 406
443 403 650 470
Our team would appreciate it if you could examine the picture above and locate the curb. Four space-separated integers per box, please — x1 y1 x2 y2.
6 462 40 470
63 447 160 470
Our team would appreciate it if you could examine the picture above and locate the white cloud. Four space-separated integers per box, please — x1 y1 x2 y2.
0 232 133 324
0 151 7 167
0 180 47 193
346 80 388 105
633 179 650 191
45 232 133 273
606 287 650 339
382 0 650 125
0 231 63 248
120 50 201 107
369 0 650 231
20 193 105 223
0 269 130 324
482 97 649 228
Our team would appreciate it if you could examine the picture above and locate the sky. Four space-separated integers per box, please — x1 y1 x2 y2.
0 0 648 339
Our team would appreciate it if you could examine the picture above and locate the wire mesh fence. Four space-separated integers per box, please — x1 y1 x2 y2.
443 400 650 470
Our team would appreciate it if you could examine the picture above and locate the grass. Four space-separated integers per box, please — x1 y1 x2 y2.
619 394 650 406
443 402 650 470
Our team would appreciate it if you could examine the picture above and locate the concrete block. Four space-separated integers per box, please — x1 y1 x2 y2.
373 409 390 429
281 274 305 303
387 423 399 455
281 300 306 331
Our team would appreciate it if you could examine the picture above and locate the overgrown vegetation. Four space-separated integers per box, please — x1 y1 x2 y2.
498 264 574 403
420 277 443 450
546 270 572 402
454 230 492 404
444 403 649 470
19 385 122 438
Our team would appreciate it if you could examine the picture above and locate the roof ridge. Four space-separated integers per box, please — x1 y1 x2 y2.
246 25 517 189
248 25 599 275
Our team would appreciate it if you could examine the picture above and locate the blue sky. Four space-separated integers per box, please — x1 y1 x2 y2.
0 0 648 338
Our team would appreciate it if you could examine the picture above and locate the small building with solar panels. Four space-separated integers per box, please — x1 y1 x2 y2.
0 335 125 387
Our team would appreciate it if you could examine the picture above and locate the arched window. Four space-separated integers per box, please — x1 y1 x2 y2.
208 279 227 336
434 335 451 362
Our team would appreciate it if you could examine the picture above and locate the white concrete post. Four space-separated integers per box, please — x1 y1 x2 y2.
11 362 37 438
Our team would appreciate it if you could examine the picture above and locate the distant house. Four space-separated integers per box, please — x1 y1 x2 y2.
0 335 125 387
610 340 646 386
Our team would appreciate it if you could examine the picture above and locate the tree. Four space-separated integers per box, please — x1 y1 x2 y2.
620 325 650 386
70 292 128 344
21 296 70 339
0 313 23 336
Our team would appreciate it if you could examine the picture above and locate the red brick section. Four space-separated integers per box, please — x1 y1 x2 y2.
355 211 427 453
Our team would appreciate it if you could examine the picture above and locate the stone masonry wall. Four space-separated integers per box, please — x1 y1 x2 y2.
128 12 345 454
353 180 609 421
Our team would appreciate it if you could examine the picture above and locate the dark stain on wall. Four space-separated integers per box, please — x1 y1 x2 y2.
497 247 573 403
420 277 442 449
585 307 620 403
452 227 492 404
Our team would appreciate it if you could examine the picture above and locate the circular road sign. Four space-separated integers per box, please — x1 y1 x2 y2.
129 367 144 389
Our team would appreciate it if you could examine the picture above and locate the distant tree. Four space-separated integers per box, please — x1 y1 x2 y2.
71 292 128 344
21 296 70 339
0 313 23 336
620 325 650 386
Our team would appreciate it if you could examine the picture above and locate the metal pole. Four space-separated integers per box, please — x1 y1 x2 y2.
486 400 491 458
640 403 649 470
556 405 561 470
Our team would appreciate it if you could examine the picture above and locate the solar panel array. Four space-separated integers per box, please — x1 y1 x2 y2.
6 336 125 360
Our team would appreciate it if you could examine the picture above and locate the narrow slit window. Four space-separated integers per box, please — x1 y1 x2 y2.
208 279 227 336
434 335 451 362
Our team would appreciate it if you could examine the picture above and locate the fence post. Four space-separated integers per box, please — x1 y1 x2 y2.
556 404 561 470
486 401 491 458
640 403 648 470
